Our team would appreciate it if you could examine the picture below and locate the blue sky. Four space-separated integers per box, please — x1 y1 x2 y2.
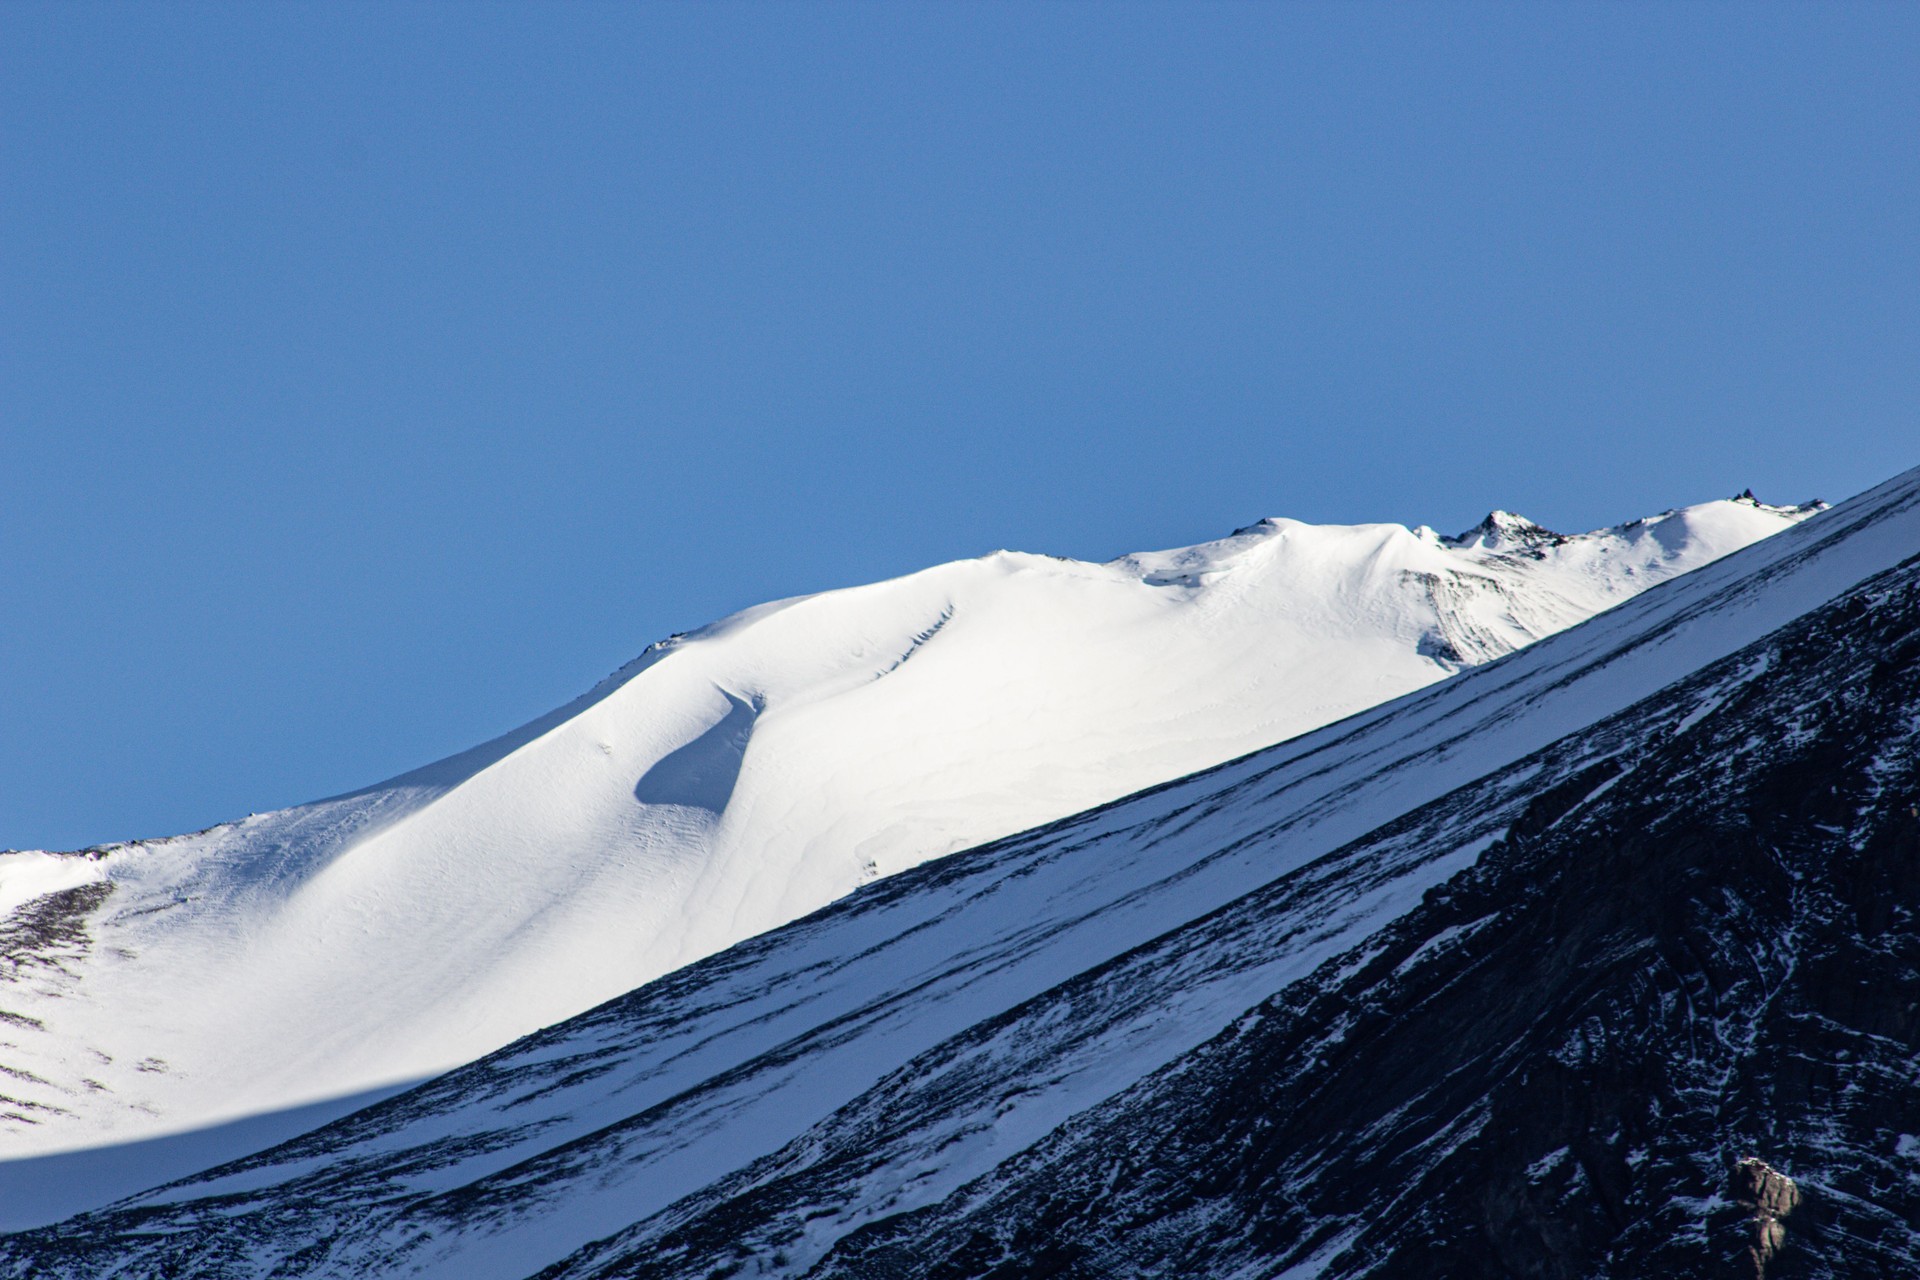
4 3 1916 849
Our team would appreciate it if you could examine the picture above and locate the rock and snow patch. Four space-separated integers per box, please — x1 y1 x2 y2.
0 853 105 922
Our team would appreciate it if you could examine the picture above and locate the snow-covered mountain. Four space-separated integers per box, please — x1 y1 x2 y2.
2 471 1909 1279
0 496 1815 1176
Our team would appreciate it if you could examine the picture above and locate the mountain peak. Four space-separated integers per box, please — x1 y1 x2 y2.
1732 487 1829 515
1445 509 1563 550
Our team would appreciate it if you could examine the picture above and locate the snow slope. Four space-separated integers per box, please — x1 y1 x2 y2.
3 472 1905 1279
0 496 1814 1165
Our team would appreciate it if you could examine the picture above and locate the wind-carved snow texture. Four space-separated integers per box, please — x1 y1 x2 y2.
633 691 760 812
0 494 1819 1180
1 472 1913 1277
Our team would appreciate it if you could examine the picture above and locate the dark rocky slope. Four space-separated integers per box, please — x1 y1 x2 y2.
795 556 1920 1279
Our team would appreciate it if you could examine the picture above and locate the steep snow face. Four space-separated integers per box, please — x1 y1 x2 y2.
0 496 1814 1160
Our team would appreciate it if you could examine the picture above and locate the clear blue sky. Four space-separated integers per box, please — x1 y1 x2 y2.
4 3 1916 850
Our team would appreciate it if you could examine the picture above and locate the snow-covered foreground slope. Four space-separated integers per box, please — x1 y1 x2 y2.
1 473 1908 1278
0 496 1812 1166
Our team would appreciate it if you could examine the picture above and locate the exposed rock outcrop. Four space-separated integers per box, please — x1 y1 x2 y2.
1732 1157 1799 1278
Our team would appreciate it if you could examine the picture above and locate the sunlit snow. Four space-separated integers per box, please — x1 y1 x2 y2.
0 496 1815 1164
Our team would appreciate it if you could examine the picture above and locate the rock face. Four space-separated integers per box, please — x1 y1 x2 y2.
0 472 1913 1278
1732 1158 1799 1278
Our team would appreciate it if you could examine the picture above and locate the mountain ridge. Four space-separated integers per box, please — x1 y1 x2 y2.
0 470 1903 1276
0 492 1824 1194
